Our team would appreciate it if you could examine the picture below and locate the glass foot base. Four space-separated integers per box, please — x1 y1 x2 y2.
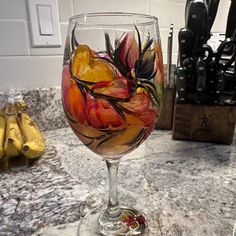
78 206 148 235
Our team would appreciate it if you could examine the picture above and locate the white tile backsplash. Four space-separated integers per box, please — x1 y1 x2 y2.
149 0 185 28
164 0 185 3
73 0 149 15
0 0 27 20
160 28 179 54
58 0 73 22
163 53 178 66
0 0 230 89
0 20 30 56
0 56 63 91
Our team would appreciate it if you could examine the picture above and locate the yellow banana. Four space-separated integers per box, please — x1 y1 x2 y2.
15 101 29 113
0 110 5 159
18 112 45 159
4 115 23 158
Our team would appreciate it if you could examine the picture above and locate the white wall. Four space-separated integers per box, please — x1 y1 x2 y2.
0 0 231 90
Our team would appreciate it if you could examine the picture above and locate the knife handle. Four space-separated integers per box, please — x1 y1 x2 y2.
185 0 193 21
183 57 196 92
176 67 187 103
178 28 194 66
214 70 225 104
186 0 210 49
208 0 220 32
194 58 207 104
226 0 236 39
196 58 206 91
206 60 217 102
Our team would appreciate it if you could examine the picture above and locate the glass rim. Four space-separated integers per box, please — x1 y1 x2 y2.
69 12 159 27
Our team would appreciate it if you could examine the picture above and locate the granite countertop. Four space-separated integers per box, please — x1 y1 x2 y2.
0 127 235 236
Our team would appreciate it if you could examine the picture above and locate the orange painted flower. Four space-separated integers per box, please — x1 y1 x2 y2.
87 98 124 129
122 93 157 127
80 60 114 84
91 76 130 99
72 45 93 77
71 44 132 100
61 65 86 124
72 45 114 84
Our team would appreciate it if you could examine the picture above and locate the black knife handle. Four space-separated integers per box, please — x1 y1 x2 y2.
195 58 207 104
206 60 217 99
186 0 210 49
178 28 194 66
176 67 187 103
226 0 236 39
208 0 220 32
183 57 196 92
214 70 225 104
196 58 206 90
185 0 193 21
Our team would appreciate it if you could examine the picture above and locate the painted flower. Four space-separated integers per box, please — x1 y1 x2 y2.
91 76 130 99
87 98 123 129
80 61 115 84
61 65 86 124
62 27 163 156
71 44 133 101
113 32 139 72
122 93 157 127
72 45 92 78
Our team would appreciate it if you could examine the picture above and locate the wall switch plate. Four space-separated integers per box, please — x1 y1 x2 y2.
27 0 61 47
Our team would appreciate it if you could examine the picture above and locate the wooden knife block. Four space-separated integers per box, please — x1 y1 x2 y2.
156 87 176 129
156 65 176 130
172 104 236 144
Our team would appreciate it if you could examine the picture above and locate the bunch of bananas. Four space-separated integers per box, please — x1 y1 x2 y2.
0 99 46 169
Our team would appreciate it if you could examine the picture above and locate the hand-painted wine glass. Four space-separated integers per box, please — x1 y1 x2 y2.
61 12 164 235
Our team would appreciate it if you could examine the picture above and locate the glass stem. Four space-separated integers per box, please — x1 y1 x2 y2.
105 159 121 220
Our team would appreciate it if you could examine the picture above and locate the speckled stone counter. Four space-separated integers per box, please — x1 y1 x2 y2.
0 128 235 236
0 87 68 131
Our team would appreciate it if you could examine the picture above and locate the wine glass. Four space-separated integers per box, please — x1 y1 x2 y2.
61 12 164 235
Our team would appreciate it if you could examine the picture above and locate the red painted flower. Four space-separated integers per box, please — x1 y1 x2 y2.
114 32 139 71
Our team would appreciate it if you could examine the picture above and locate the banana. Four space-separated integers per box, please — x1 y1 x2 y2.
4 114 23 158
18 112 45 159
0 109 5 159
15 101 28 113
